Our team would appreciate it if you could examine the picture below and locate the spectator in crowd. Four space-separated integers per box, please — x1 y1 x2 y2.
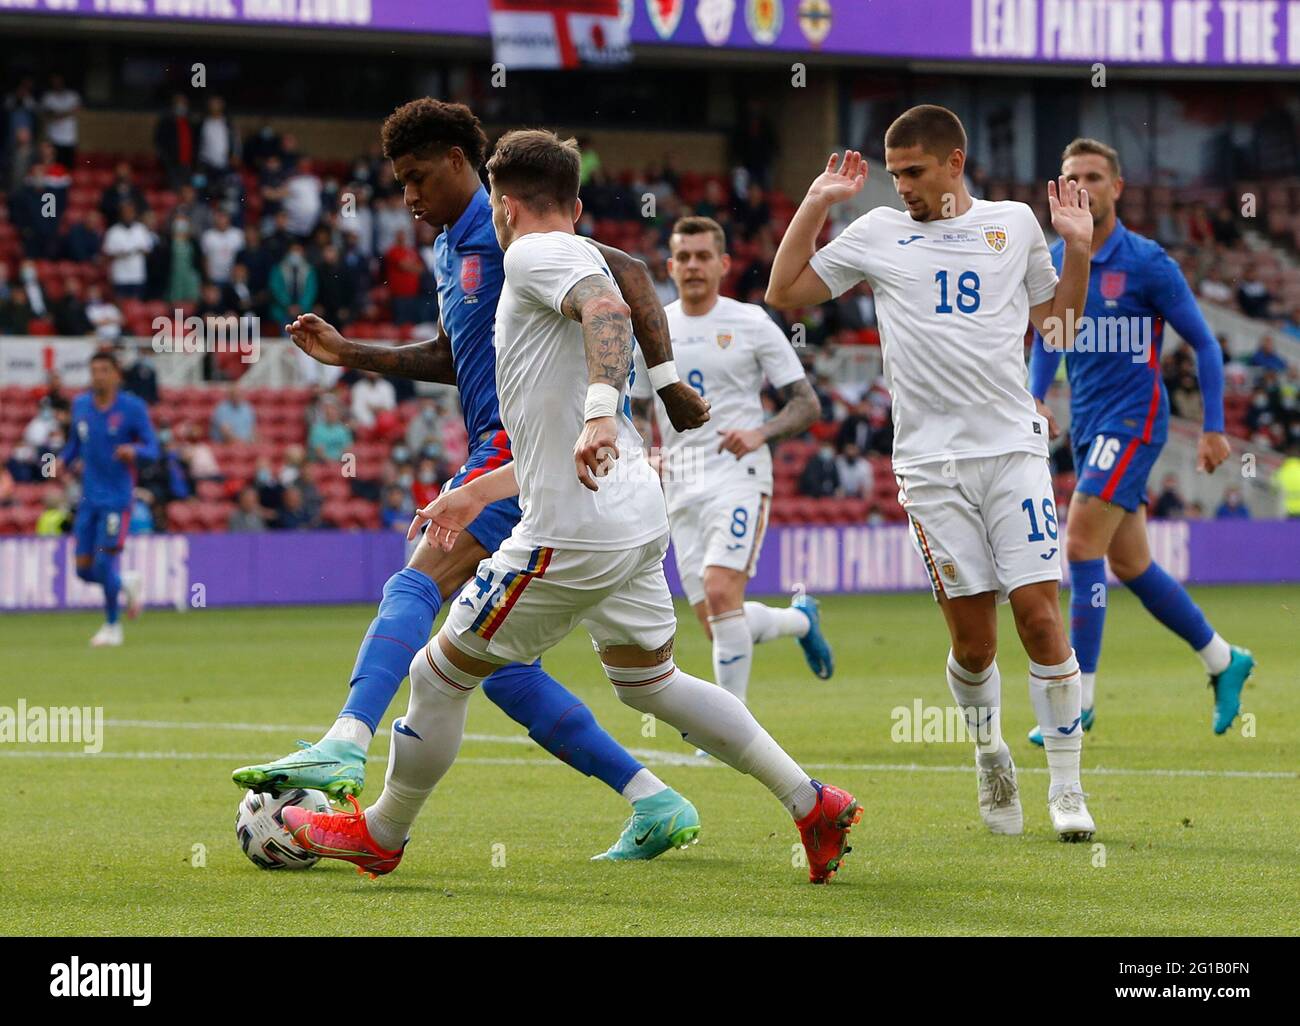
799 443 840 498
308 399 352 462
34 489 70 536
283 158 322 237
0 287 34 334
228 486 268 532
1215 487 1250 519
4 76 38 146
40 74 80 166
61 208 104 263
835 398 874 452
384 229 423 324
835 444 874 500
411 456 441 509
4 125 36 195
274 485 318 530
176 421 221 481
23 397 61 451
350 370 398 436
269 241 318 328
1249 335 1288 372
1236 264 1273 319
15 260 48 319
374 192 411 256
1210 205 1241 247
1197 267 1234 306
198 95 237 179
404 399 446 463
235 223 273 303
1151 474 1186 519
165 218 203 304
223 263 257 319
200 207 244 286
168 181 210 238
99 162 145 225
155 93 197 187
120 347 159 405
315 244 357 325
211 384 257 443
51 278 92 336
84 284 123 340
102 201 155 299
380 484 414 531
242 119 283 171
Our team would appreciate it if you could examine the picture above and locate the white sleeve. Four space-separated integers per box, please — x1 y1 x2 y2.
1023 207 1059 306
808 210 878 299
503 233 609 316
629 344 653 399
752 313 806 390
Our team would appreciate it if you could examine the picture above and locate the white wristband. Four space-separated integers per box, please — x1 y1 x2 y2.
647 360 680 391
584 383 620 421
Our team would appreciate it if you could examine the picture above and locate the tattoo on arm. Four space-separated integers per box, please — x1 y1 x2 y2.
762 378 820 443
562 274 633 390
592 242 674 367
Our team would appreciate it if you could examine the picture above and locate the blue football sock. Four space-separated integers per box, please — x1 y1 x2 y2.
340 567 442 732
1122 561 1215 651
482 661 643 794
1068 558 1107 675
94 551 122 625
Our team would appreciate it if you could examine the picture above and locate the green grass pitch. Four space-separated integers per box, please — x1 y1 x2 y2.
4 585 1297 936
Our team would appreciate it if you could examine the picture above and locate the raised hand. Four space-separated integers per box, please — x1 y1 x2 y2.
1048 176 1092 249
806 151 868 208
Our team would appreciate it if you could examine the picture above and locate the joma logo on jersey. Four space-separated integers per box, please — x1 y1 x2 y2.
716 330 734 349
460 255 482 294
981 224 1009 253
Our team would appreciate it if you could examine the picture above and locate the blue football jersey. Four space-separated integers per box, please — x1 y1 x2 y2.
60 389 160 509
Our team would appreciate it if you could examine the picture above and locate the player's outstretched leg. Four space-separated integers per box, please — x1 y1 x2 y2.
232 565 442 799
603 652 860 882
946 651 1021 835
744 597 833 680
1118 561 1254 735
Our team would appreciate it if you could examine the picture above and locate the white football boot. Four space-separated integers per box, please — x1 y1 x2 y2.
977 757 1023 835
121 570 143 620
1048 787 1096 842
89 622 124 647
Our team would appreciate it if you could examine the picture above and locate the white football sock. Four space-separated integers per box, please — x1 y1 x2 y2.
945 652 1009 767
744 600 809 643
621 767 668 803
709 608 753 703
1028 652 1083 797
365 640 478 851
324 715 375 749
1080 671 1097 710
1197 633 1232 676
604 660 816 819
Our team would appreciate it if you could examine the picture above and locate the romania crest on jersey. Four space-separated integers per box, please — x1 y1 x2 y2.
982 224 1009 253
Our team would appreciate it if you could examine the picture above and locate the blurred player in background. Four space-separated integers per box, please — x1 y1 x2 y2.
630 216 833 714
768 105 1097 842
58 351 154 647
1028 138 1255 742
234 99 713 862
284 131 862 883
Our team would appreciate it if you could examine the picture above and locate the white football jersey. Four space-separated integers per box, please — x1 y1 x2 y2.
630 296 806 510
496 231 668 551
810 198 1057 471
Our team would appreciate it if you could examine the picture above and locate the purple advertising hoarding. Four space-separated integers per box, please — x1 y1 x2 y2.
5 0 1300 67
2 519 1297 613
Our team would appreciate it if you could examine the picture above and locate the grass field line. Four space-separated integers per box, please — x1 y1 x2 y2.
5 744 1297 780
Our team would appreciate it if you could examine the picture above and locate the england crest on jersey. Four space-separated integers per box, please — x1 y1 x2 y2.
460 254 482 294
982 224 1009 253
1101 270 1127 300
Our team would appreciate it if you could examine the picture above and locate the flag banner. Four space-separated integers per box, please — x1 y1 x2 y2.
489 0 630 69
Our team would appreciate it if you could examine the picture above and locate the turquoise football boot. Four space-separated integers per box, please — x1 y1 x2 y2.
793 593 834 680
1027 706 1095 747
232 738 366 800
1211 646 1255 735
591 788 700 861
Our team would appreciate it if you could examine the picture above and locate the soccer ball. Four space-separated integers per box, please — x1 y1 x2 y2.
235 788 331 870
